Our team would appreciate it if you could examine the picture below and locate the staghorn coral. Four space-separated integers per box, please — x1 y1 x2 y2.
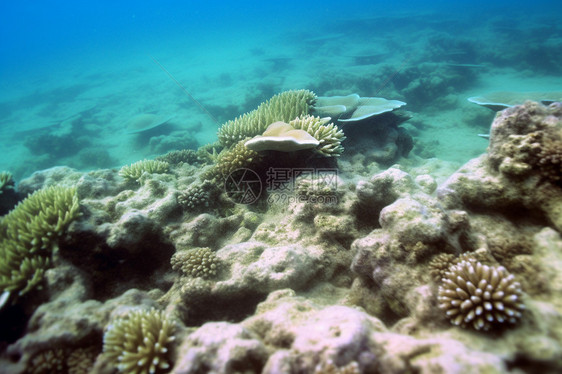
438 259 525 331
217 90 317 148
171 247 219 279
289 115 346 157
0 186 80 298
0 171 15 194
103 308 175 374
119 159 169 183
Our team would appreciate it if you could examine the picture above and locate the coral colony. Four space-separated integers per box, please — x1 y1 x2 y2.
1 92 561 373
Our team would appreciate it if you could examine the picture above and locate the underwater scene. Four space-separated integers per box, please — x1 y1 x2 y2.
1 0 562 373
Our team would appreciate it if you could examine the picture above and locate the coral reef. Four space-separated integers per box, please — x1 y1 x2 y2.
170 247 219 279
2 100 562 374
119 159 170 183
438 259 525 331
217 89 316 148
103 308 176 374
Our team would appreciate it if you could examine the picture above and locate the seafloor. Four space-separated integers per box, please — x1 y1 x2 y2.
1 9 562 374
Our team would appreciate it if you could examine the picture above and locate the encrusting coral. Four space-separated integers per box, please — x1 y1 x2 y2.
103 308 176 374
119 159 170 183
0 185 80 299
438 259 525 331
217 89 317 148
171 247 219 279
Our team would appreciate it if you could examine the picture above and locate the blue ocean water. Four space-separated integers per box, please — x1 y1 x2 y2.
1 0 561 179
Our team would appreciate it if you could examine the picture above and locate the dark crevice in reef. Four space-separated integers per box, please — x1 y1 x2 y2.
183 292 267 327
59 233 175 301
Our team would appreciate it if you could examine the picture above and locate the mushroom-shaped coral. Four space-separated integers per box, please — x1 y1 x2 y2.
103 308 175 374
438 260 525 331
244 121 320 152
171 247 219 279
119 159 169 183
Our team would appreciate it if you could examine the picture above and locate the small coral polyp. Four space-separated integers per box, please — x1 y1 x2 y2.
438 260 525 331
103 308 175 374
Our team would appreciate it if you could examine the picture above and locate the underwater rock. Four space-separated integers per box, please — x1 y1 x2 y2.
171 322 268 374
439 101 562 231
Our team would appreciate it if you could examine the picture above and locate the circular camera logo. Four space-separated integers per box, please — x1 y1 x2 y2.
224 168 262 204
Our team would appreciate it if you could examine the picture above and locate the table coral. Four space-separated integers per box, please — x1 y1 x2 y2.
103 308 176 374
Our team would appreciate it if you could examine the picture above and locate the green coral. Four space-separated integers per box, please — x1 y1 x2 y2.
103 308 175 374
289 115 346 156
0 171 15 194
155 149 200 165
119 160 169 183
0 186 80 298
217 90 317 148
178 180 217 211
203 139 261 183
171 247 219 279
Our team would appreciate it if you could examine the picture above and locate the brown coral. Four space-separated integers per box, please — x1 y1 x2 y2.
438 259 525 331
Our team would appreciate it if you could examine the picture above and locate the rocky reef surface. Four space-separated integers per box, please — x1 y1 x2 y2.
0 101 561 373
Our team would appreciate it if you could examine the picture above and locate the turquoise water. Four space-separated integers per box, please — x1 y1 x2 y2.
1 0 561 179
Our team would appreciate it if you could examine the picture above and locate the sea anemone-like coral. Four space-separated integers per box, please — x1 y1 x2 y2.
119 160 169 183
103 308 175 374
171 247 219 279
217 90 317 148
438 259 525 331
0 171 15 194
289 115 346 156
0 186 80 298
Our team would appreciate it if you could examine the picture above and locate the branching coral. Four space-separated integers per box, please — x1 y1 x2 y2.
171 247 219 279
289 115 346 156
203 139 261 183
217 90 317 148
438 259 525 331
103 308 175 374
119 160 170 183
0 186 80 298
178 180 216 211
